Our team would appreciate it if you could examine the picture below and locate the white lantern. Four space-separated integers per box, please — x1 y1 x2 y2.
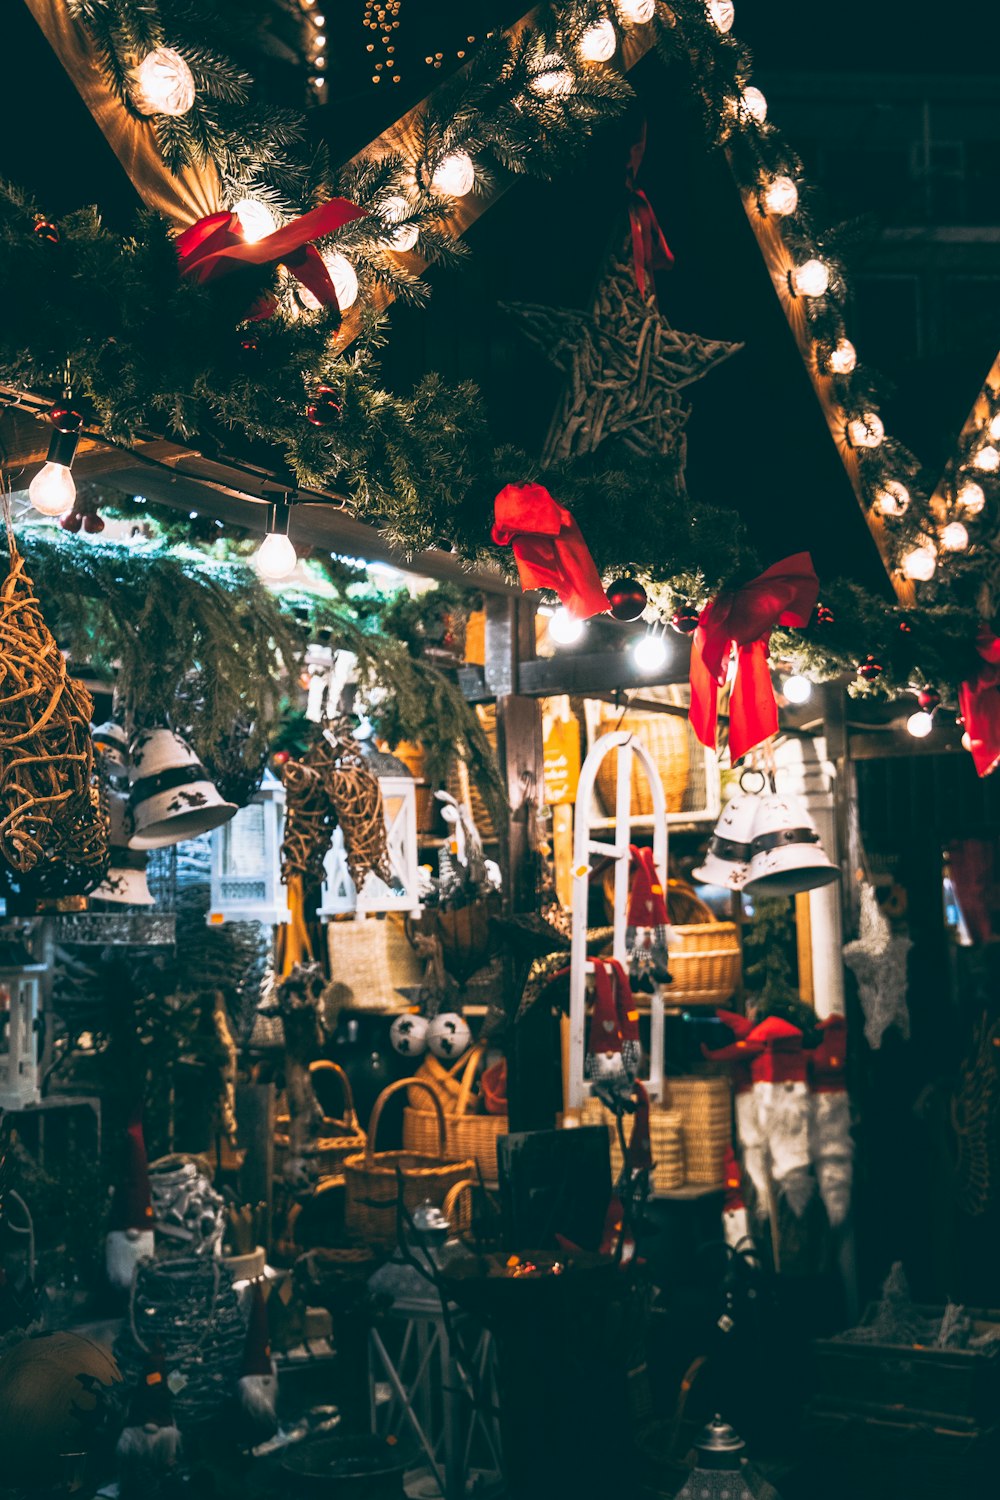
132 47 196 117
957 480 986 514
825 337 857 375
319 775 421 916
846 412 884 449
0 940 45 1111
875 481 910 516
431 151 476 197
790 258 829 297
762 175 798 217
578 20 617 62
207 771 290 926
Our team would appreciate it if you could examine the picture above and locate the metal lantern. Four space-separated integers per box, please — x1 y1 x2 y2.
207 771 290 926
0 938 46 1111
319 774 421 917
674 1417 758 1500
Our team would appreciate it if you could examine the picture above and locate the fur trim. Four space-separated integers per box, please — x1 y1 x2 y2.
755 1080 815 1217
106 1228 155 1290
117 1421 182 1496
811 1090 853 1227
734 1090 771 1217
238 1372 278 1438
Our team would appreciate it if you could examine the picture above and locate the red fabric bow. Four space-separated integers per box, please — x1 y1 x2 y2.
689 553 819 761
959 625 1000 777
176 198 368 314
491 482 609 618
626 127 674 301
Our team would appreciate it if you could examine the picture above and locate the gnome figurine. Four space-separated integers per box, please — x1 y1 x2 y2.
236 1279 278 1443
703 1011 769 1215
721 1146 755 1255
809 1013 853 1227
747 1015 816 1218
116 1351 182 1498
585 960 640 1106
106 1110 156 1291
625 846 672 993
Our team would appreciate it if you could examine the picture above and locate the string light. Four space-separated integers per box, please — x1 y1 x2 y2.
325 252 358 310
255 502 297 581
632 629 670 674
782 674 812 704
531 55 574 94
132 47 196 116
28 408 81 517
906 710 934 738
232 198 278 243
431 151 476 196
707 1 735 32
384 195 418 251
762 175 798 216
941 520 969 552
989 411 1000 441
738 87 768 125
547 608 585 646
875 481 910 517
902 542 937 582
789 258 829 297
957 479 986 514
578 20 617 63
825 337 857 375
615 0 656 19
846 412 885 449
973 444 1000 473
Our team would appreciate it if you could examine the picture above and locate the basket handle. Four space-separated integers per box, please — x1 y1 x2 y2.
367 1077 446 1165
442 1177 476 1225
454 1043 486 1118
308 1059 359 1126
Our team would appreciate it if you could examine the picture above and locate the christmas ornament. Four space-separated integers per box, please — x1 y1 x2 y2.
390 1013 429 1056
426 1011 471 1059
843 882 911 1048
607 577 647 621
918 687 941 711
236 1280 278 1442
116 1353 182 1499
128 728 237 848
742 789 839 898
814 602 835 625
671 605 700 634
705 1014 769 1216
857 655 883 681
492 482 610 618
625 844 671 991
132 47 196 117
306 386 343 427
32 215 59 244
693 787 761 891
585 959 639 1105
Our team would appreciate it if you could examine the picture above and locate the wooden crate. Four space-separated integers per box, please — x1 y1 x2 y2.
802 1404 1000 1500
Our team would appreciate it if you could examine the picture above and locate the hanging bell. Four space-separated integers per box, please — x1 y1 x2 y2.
741 790 839 898
128 729 237 849
93 786 155 905
692 790 760 891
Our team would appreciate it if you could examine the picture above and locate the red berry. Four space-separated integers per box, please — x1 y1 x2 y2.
60 512 83 533
272 749 291 766
917 688 941 711
82 513 105 534
857 655 883 681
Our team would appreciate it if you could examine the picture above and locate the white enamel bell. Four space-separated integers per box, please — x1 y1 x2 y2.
742 790 839 897
93 786 155 905
692 778 763 891
128 728 237 849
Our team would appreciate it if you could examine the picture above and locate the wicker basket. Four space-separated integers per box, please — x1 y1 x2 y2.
667 923 741 1007
667 1076 732 1186
326 916 398 1010
343 1078 476 1249
595 711 690 817
408 1050 470 1113
275 1060 366 1176
404 1047 506 1181
577 1095 686 1193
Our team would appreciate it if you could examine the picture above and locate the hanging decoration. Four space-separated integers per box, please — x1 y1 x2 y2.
625 126 674 300
585 958 641 1106
491 482 610 619
624 844 671 993
843 883 911 1049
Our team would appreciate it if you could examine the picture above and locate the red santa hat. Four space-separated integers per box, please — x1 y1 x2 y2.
627 846 669 928
588 960 622 1060
241 1279 273 1378
110 1110 154 1234
809 1013 848 1091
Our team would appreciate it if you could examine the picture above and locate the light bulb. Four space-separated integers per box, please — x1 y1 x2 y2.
615 0 656 19
578 20 617 62
790 258 829 297
902 543 937 582
132 47 196 116
942 520 969 552
782 674 812 705
957 479 986 514
384 195 418 252
846 412 884 449
875 481 910 517
740 86 768 124
825 337 857 375
962 731 973 752
531 55 574 94
28 462 76 517
431 151 476 197
906 711 934 739
763 175 798 216
973 444 1000 472
989 411 1000 440
632 633 670 674
547 607 585 646
256 531 298 581
325 251 358 310
232 198 278 243
708 0 735 32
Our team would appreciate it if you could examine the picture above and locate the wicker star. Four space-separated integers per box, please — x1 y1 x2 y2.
508 249 741 474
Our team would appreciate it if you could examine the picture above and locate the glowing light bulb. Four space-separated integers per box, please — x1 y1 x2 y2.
846 412 885 449
578 19 617 62
384 195 418 251
256 531 297 581
875 481 910 517
763 175 798 216
782 674 812 705
962 731 973 752
615 0 656 19
531 54 574 94
790 258 830 297
957 480 986 514
825 337 857 375
708 0 735 32
740 86 768 124
902 543 937 582
325 251 358 310
547 608 584 646
989 411 1000 440
973 444 1000 472
906 711 934 739
232 198 278 243
431 151 476 197
28 462 76 516
942 520 969 551
132 47 196 116
632 632 670 674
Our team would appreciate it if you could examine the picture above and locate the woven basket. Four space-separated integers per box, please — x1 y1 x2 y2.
667 924 741 1007
404 1047 506 1181
326 916 397 1010
442 1177 476 1237
667 1076 732 1186
577 1095 685 1193
275 1060 366 1176
408 1050 470 1113
343 1078 476 1249
595 712 690 817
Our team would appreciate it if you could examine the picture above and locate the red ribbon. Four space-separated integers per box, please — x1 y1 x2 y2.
959 625 1000 777
689 553 819 761
491 482 609 618
626 127 674 301
176 198 368 314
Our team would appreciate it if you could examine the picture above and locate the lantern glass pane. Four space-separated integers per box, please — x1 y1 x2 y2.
221 804 266 874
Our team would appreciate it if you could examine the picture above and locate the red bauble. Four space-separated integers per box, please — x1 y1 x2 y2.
857 655 883 681
239 334 259 355
33 216 59 245
49 404 82 434
606 577 647 622
918 687 941 711
60 512 82 533
899 620 912 633
306 386 343 427
815 603 835 626
670 606 700 635
272 749 291 767
82 513 105 534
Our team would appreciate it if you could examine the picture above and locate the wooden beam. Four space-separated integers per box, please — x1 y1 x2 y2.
518 645 690 697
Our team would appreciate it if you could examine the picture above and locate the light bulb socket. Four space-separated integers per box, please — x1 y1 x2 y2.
265 499 292 538
46 428 79 469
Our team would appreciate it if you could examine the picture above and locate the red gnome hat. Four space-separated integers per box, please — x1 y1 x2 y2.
627 847 669 928
588 960 622 1058
241 1279 273 1378
110 1109 154 1233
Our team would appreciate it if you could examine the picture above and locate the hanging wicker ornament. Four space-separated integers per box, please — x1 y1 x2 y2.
280 757 334 886
315 722 393 890
0 539 108 893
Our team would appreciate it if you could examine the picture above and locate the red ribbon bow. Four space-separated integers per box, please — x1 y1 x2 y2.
626 127 674 301
689 553 819 761
176 198 368 315
491 482 609 619
959 625 1000 777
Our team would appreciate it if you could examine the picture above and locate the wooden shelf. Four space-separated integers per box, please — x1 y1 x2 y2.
650 1183 722 1201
